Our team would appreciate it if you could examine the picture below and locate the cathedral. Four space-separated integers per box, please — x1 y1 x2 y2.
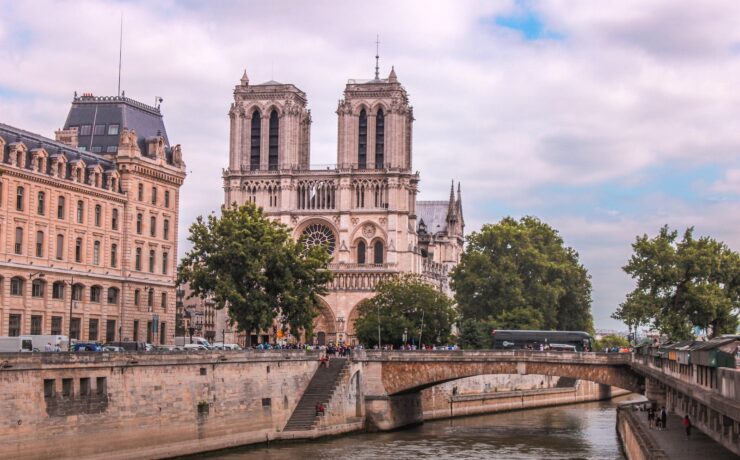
222 65 464 345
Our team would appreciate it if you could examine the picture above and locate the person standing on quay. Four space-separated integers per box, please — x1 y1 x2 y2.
660 407 668 430
683 414 692 439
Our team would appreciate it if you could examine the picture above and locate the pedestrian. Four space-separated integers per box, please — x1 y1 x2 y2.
660 407 667 430
683 414 692 438
648 408 655 428
44 342 52 352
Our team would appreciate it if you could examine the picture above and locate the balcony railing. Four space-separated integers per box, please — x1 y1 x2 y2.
327 270 398 291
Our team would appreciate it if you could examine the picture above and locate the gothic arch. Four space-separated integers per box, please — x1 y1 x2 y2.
352 102 371 117
370 102 389 115
294 218 339 255
348 219 388 245
346 298 372 343
311 297 337 346
265 104 284 118
369 237 386 265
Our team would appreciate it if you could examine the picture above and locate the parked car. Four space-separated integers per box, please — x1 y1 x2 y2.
183 343 209 350
103 346 125 353
73 342 104 352
105 341 148 352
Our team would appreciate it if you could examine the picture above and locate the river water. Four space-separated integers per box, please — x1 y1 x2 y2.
194 394 644 460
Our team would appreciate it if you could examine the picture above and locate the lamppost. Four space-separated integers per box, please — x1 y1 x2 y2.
418 307 425 350
402 328 408 347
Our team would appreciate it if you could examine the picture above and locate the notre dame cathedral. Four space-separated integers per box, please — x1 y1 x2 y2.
222 65 464 345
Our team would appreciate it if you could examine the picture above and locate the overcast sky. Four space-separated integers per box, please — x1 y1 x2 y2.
2 0 740 331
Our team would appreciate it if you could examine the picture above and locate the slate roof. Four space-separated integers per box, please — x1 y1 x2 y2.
63 94 169 154
417 200 449 234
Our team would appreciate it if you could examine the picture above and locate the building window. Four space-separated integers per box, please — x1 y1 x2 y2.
79 125 92 136
106 146 118 153
94 204 101 226
160 322 166 345
8 314 21 337
51 316 62 335
137 183 144 201
37 191 45 215
150 216 156 237
16 186 24 211
136 213 142 234
133 320 139 342
107 287 119 304
164 190 170 208
35 230 44 257
151 187 157 205
57 196 65 219
162 252 168 275
268 110 279 170
135 248 142 271
357 241 366 265
163 219 170 240
30 315 42 335
52 282 65 299
71 283 84 301
91 146 102 153
14 227 23 254
250 111 261 170
75 238 82 262
94 124 105 136
149 250 155 273
76 200 84 223
358 109 367 169
106 320 116 342
32 279 45 298
108 124 119 135
88 318 99 341
90 285 102 303
111 208 119 230
70 318 81 340
374 241 384 264
148 289 154 308
56 234 64 260
375 109 384 168
161 292 167 309
93 241 100 265
110 243 118 267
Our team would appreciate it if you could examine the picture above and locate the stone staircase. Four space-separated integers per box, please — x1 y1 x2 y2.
283 357 349 431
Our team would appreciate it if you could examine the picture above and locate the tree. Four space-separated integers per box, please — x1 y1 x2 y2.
457 318 495 349
354 274 456 348
451 216 593 332
595 334 630 351
177 203 333 339
616 225 740 340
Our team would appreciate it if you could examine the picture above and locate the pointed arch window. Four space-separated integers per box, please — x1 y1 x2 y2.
357 241 366 265
250 111 261 170
268 110 279 170
358 109 367 169
374 241 384 264
375 109 385 168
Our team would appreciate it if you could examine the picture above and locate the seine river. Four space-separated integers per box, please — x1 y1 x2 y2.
194 394 643 460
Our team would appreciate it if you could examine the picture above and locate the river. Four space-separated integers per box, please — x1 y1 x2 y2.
192 394 644 460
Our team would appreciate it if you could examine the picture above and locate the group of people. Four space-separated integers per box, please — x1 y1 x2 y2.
644 405 693 438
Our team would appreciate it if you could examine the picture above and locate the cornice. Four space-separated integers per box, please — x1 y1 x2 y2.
1 167 127 203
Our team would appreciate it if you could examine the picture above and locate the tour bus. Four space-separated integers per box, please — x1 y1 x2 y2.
491 330 594 352
0 336 34 352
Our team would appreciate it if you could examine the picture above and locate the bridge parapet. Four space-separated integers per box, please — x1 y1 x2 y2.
353 350 632 365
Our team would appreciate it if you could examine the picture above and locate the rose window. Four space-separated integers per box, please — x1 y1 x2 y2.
301 223 336 254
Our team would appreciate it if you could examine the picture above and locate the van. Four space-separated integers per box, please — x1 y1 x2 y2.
0 336 34 352
28 335 69 352
175 336 211 349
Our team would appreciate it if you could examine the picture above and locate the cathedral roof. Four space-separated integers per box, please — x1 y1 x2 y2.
417 201 450 234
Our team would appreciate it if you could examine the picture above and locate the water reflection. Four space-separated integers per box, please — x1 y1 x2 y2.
191 395 642 460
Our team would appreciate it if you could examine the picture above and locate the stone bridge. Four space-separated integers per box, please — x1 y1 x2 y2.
352 350 643 430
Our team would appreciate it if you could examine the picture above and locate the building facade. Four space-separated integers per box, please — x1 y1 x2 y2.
222 68 464 346
0 94 186 344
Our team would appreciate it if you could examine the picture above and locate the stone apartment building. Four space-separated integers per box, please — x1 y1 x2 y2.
222 66 464 346
0 94 186 344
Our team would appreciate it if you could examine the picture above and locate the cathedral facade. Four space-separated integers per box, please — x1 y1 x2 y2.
222 67 463 345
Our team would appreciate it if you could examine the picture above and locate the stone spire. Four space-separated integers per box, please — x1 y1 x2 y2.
240 69 249 86
456 181 463 220
388 66 398 83
447 180 456 223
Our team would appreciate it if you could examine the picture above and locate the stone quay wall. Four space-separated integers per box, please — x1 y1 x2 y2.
0 351 350 460
616 402 669 460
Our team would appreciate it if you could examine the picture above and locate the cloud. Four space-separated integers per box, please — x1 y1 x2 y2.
2 0 740 330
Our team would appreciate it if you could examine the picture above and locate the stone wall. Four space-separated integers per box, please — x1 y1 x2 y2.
616 402 669 460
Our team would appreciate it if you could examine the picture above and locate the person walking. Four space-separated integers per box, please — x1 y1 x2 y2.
660 407 668 431
683 414 692 439
647 408 655 428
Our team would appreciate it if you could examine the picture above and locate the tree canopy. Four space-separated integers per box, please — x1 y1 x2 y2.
614 225 740 340
177 203 333 338
451 216 593 332
353 274 456 348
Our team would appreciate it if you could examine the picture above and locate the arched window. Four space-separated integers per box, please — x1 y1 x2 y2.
161 292 167 310
358 109 367 169
93 240 100 265
57 196 65 219
35 231 44 257
250 111 261 170
16 186 24 211
14 227 23 255
147 289 154 307
107 287 119 305
37 191 45 215
75 237 83 262
76 200 84 223
134 289 141 306
110 243 118 267
268 110 279 170
136 213 143 234
52 281 65 299
162 251 168 275
135 247 142 271
31 279 45 298
111 208 119 230
149 249 155 272
164 190 170 208
94 204 101 226
137 183 144 201
150 216 156 237
163 219 170 240
357 241 366 265
374 241 384 264
71 283 84 301
90 285 102 303
151 186 157 205
56 234 64 260
10 277 24 296
375 108 385 168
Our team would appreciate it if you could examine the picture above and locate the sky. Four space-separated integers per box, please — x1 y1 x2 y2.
2 0 740 331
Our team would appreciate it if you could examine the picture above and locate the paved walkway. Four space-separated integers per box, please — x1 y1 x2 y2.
632 407 738 459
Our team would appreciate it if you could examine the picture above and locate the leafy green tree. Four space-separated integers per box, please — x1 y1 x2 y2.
354 274 456 348
177 203 333 339
595 334 630 351
617 225 740 340
451 216 593 332
457 318 495 349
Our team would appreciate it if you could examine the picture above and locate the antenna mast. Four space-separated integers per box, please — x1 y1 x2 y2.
375 34 380 80
117 13 123 97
